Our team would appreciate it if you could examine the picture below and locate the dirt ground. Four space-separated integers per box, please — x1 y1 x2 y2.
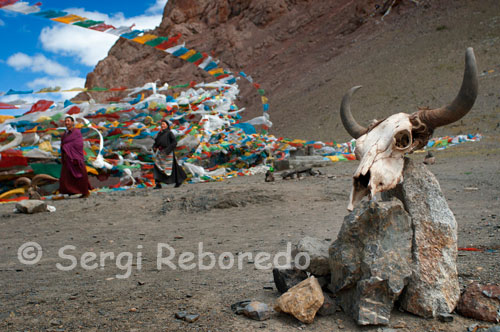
1 0 500 331
0 134 499 332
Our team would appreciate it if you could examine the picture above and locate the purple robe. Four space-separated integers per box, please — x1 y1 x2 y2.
59 129 91 195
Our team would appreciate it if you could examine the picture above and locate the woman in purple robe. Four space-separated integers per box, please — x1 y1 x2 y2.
59 116 91 197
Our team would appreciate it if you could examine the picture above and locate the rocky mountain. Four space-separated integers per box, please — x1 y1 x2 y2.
83 0 500 142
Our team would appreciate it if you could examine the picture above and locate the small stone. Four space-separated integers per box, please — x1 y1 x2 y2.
50 319 62 326
392 320 407 328
242 301 272 321
15 200 48 214
231 300 251 315
438 313 454 322
184 314 200 323
175 311 187 320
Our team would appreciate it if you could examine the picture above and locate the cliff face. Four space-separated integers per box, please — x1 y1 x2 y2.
84 0 403 137
85 0 493 142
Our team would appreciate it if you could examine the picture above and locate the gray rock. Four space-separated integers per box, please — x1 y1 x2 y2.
438 313 454 322
243 301 272 321
184 314 199 323
231 300 272 321
292 236 330 276
15 200 48 214
317 292 337 316
329 200 412 325
382 158 460 318
175 311 187 319
274 159 290 171
272 266 308 294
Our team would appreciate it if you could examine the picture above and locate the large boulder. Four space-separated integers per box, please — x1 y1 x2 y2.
329 200 412 325
382 158 460 317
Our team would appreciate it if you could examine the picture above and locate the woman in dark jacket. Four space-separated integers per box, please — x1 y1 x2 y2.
152 119 187 189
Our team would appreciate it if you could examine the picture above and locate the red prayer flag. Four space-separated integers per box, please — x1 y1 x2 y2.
0 102 18 109
24 100 53 115
67 106 80 115
0 0 18 8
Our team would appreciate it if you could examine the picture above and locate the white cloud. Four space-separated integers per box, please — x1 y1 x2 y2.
27 76 86 90
146 0 168 14
7 52 73 77
38 7 165 68
40 25 118 67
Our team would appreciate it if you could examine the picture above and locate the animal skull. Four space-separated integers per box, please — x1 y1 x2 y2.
340 48 478 211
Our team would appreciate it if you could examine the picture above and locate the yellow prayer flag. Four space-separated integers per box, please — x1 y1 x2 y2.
86 166 99 175
261 96 268 104
132 34 158 44
52 14 86 24
62 87 87 92
326 156 339 162
0 115 14 124
208 68 224 76
38 141 53 152
179 49 197 60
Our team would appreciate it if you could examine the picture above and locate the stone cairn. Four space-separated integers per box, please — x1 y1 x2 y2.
331 158 460 324
280 158 461 325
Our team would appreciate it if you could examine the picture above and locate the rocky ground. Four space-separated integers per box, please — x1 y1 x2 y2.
0 135 498 331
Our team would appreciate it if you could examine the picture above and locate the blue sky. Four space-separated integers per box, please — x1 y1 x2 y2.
0 0 168 115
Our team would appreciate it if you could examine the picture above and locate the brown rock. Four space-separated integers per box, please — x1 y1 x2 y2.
457 282 500 323
275 276 324 324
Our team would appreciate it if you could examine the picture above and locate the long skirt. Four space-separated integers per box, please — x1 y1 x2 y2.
59 159 91 196
153 151 187 185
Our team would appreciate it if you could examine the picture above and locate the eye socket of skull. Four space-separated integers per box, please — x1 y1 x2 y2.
393 129 412 151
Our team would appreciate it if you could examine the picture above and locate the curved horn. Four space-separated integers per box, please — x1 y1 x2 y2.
340 86 368 139
418 48 478 128
32 174 59 187
14 177 31 187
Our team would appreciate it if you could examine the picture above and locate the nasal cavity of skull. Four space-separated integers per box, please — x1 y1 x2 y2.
394 130 412 150
357 170 370 189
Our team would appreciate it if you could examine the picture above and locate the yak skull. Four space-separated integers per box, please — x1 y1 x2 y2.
341 48 478 211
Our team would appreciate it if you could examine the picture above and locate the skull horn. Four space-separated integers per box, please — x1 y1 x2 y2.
14 177 31 187
340 85 368 139
418 48 478 129
32 174 59 187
